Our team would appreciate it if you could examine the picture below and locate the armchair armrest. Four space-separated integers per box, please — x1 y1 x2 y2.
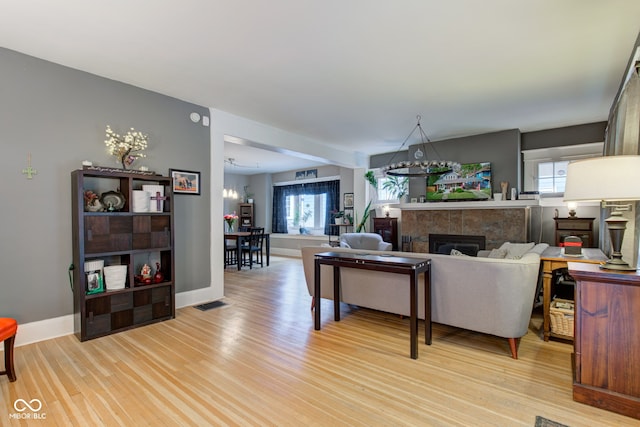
378 241 393 251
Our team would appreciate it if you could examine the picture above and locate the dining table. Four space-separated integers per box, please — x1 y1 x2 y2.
224 231 270 270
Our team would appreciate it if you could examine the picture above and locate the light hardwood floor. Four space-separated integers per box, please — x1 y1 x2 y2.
1 256 637 426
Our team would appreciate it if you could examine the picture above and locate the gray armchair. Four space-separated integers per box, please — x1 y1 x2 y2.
339 233 393 251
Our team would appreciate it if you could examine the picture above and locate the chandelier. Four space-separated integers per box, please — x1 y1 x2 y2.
382 116 460 177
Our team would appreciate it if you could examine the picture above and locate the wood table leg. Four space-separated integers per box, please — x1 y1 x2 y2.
314 258 321 330
410 271 418 359
543 265 552 341
333 266 341 321
424 264 432 345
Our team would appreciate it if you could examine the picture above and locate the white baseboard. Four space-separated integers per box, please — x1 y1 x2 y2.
3 286 221 350
175 286 221 308
12 314 75 348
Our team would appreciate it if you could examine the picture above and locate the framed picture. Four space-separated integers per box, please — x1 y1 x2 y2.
343 192 354 208
170 169 201 195
295 171 306 180
85 270 104 295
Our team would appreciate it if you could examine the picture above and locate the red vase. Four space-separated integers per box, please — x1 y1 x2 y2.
153 262 164 283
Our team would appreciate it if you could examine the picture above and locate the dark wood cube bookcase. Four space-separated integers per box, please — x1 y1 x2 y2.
71 169 175 341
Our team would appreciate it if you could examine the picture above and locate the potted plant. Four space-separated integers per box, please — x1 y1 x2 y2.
355 200 372 232
243 185 254 203
382 176 409 200
299 204 312 234
364 170 378 188
331 209 345 224
344 211 353 225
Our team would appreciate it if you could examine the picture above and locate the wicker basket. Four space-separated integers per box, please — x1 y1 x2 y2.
550 298 574 337
103 265 127 290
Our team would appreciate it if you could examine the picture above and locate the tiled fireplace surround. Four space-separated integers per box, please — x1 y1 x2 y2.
401 205 534 253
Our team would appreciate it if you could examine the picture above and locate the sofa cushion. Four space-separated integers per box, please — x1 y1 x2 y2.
528 243 549 255
487 248 508 259
498 242 535 259
438 243 480 256
450 249 470 257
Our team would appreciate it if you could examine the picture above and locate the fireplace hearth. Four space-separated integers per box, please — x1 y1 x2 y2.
400 205 534 253
429 234 486 256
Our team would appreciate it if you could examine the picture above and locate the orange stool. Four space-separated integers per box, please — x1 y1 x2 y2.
0 318 17 382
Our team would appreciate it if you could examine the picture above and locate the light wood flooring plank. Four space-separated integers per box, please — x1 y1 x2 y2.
1 255 638 426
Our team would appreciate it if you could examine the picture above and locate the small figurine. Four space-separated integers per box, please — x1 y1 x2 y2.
500 181 508 201
141 264 152 279
84 190 103 212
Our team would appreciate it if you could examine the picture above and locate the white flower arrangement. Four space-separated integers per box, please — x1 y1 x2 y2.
104 125 148 169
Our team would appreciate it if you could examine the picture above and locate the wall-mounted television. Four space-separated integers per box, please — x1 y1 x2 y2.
426 162 492 201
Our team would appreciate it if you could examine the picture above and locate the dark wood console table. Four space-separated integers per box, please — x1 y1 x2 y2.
313 251 431 359
568 263 640 420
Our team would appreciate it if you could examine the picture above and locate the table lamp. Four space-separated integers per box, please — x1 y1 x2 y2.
564 155 640 271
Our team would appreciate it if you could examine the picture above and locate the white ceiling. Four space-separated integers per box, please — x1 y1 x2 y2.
2 1 639 174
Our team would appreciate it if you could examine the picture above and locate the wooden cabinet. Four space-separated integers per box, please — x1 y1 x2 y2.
373 217 398 251
568 263 640 420
554 217 595 247
239 203 254 227
71 169 175 341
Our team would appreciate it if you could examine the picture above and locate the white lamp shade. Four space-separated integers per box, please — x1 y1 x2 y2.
564 155 640 202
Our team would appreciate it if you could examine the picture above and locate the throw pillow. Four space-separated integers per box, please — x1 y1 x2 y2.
498 242 535 259
487 248 508 259
450 249 469 257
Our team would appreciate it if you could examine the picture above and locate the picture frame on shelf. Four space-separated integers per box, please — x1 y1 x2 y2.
343 192 354 208
86 270 104 295
170 169 201 195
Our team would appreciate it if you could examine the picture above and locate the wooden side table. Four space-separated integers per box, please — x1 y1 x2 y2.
540 246 607 341
568 263 640 419
373 217 398 250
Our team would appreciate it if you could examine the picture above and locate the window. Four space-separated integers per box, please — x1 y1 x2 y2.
272 179 340 235
370 169 407 202
537 160 569 194
286 193 327 235
522 142 603 195
376 176 395 201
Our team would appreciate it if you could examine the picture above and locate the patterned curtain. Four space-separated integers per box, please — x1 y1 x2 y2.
605 64 640 155
603 63 640 266
272 180 340 234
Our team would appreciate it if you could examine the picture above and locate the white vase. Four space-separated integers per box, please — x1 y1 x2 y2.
335 218 343 225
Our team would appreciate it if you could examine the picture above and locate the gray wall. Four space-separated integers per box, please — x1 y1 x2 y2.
0 48 211 324
371 129 521 199
521 122 606 150
372 124 608 200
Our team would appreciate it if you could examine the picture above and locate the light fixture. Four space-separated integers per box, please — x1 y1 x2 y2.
223 188 239 199
564 155 640 271
224 157 260 169
567 202 578 218
382 115 460 177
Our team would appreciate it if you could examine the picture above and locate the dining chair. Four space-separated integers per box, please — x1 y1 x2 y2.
224 239 237 268
241 227 265 269
0 317 17 382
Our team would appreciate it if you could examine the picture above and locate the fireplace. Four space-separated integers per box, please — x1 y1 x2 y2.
429 234 486 256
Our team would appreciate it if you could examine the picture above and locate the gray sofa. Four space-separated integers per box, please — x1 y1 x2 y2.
301 242 548 358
